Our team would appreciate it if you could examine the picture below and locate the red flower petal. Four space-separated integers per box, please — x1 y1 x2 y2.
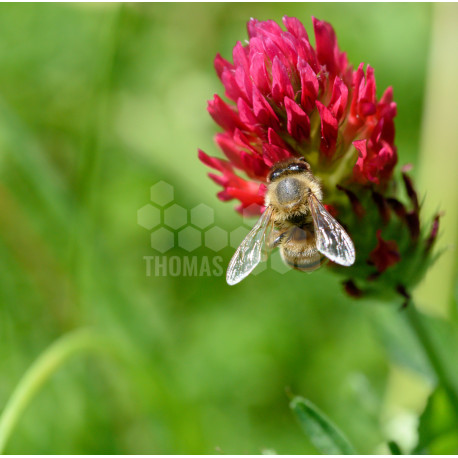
250 52 271 94
328 77 348 123
233 129 262 155
353 139 379 184
295 37 319 73
236 97 259 131
267 127 288 149
359 65 376 116
349 63 365 121
316 100 338 157
214 53 234 79
235 66 253 102
247 36 265 57
240 151 270 180
214 132 265 180
298 58 319 113
262 144 293 167
312 16 340 75
198 149 235 176
199 149 267 212
283 15 309 41
271 56 295 104
232 41 250 74
376 142 397 183
285 96 310 141
214 133 245 170
246 18 260 38
376 87 397 144
252 86 280 129
369 230 401 273
254 19 283 37
262 35 290 71
221 68 243 102
207 95 243 133
349 64 377 123
226 186 265 207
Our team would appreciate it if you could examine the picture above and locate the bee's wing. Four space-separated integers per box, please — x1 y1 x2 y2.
308 193 355 266
226 206 274 285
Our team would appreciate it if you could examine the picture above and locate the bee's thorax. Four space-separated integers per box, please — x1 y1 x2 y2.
275 177 304 205
264 160 323 222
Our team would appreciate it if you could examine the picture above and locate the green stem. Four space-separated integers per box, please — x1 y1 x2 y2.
405 305 458 419
0 330 106 454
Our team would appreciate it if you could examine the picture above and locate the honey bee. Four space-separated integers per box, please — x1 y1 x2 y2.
226 157 355 285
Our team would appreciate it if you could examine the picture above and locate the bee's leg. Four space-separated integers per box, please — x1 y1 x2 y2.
267 228 287 249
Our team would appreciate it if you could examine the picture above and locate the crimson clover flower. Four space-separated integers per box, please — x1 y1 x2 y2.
199 16 440 301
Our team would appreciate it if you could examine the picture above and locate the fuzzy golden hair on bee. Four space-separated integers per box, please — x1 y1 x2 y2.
265 157 323 220
226 157 355 286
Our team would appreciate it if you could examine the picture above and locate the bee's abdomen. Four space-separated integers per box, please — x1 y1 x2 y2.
279 225 324 272
280 249 324 272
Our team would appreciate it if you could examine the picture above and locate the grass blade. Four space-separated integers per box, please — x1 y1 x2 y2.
290 396 357 455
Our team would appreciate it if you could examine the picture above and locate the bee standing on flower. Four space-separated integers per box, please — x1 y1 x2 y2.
226 158 355 285
199 15 440 299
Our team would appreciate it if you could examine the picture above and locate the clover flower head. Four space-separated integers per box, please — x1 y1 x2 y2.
199 16 440 301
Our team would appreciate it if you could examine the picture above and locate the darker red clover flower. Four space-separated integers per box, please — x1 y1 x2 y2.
199 17 396 212
199 16 440 301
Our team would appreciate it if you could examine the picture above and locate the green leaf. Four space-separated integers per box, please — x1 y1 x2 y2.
414 388 458 454
371 306 434 381
373 306 458 402
290 396 357 455
388 440 403 454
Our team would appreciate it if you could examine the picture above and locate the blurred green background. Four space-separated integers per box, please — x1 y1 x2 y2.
0 2 456 454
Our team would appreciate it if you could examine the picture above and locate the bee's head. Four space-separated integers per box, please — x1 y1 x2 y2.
267 157 311 183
